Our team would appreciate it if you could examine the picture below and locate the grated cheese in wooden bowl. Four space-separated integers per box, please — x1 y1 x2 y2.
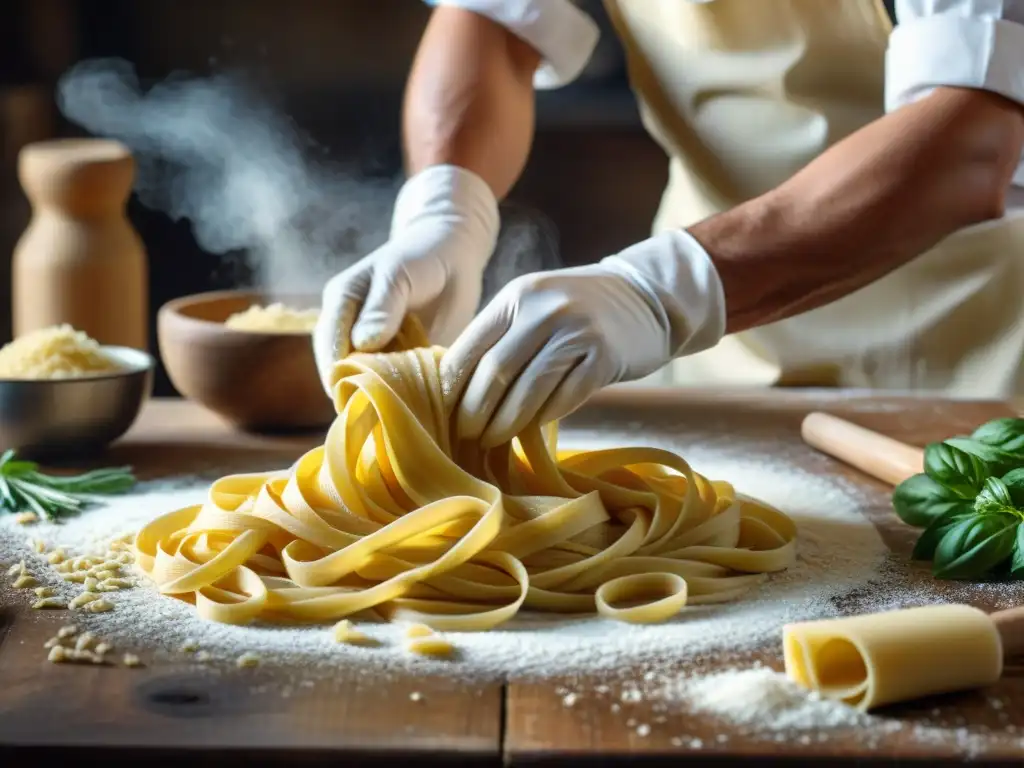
223 303 319 333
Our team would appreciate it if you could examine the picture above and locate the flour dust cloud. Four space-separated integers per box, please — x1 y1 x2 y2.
55 57 559 300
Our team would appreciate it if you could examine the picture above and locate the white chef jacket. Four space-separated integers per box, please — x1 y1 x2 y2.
420 0 1024 395
423 0 1023 192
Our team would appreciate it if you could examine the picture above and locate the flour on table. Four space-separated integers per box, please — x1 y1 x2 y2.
0 425 899 682
5 425 1023 756
630 664 1020 755
661 665 871 730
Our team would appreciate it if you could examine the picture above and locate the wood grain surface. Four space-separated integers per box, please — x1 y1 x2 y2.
507 388 1024 767
0 390 1022 766
0 399 500 767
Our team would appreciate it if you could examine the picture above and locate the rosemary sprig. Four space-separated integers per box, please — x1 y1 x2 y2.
0 449 136 520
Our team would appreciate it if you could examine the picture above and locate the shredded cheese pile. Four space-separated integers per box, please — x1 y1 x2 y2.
0 324 120 379
224 303 319 333
135 317 798 631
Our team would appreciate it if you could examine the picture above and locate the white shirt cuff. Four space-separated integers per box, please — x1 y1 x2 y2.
423 0 600 89
886 14 1024 111
886 9 1024 185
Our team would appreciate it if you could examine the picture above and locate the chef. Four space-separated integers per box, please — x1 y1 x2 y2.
313 0 1024 447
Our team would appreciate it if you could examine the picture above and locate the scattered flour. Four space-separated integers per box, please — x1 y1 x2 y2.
8 437 1018 763
665 666 870 731
620 664 1023 757
2 425 1022 698
1 453 888 681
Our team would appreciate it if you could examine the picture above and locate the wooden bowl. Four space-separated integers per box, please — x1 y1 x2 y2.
157 290 335 432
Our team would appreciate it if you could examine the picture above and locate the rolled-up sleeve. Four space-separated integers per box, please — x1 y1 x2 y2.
422 0 600 89
887 1 1024 183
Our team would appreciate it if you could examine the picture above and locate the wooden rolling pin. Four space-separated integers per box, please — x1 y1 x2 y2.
800 411 924 486
789 411 1024 709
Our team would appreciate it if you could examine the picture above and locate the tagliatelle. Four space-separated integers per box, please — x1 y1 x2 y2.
135 318 798 630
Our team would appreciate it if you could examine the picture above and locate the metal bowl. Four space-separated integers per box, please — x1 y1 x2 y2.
0 346 154 459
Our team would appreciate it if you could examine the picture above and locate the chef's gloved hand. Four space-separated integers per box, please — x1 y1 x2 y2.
313 164 500 394
440 230 727 447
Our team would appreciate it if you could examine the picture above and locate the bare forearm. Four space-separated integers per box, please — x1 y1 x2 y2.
403 7 540 200
690 88 1024 334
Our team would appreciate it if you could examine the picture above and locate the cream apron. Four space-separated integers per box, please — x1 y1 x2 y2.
603 0 1024 397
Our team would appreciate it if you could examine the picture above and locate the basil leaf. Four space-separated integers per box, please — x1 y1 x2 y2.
923 443 990 498
1011 525 1024 579
933 514 1019 580
1000 467 1024 506
975 477 1015 515
892 473 972 528
943 437 1020 477
971 418 1024 455
911 506 975 561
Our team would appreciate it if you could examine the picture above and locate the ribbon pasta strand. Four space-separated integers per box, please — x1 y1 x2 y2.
135 319 797 630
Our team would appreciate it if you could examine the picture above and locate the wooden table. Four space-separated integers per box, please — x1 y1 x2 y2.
1 390 1023 766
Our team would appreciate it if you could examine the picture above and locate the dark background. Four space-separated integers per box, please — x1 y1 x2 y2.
0 0 899 395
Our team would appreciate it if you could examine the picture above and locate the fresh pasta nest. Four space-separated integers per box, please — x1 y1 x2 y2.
135 321 798 630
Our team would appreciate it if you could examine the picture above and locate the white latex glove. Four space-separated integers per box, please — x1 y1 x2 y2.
313 164 500 393
440 229 726 447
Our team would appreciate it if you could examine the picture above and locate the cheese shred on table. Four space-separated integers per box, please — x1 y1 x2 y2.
0 325 120 379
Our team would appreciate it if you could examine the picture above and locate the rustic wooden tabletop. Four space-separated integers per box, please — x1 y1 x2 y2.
1 390 1022 767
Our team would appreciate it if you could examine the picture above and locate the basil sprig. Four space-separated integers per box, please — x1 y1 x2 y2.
892 417 1024 580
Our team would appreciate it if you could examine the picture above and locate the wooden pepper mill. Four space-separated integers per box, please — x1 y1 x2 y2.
12 138 148 350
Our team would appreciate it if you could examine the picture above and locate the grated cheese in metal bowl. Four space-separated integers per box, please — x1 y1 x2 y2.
223 303 319 333
0 325 121 379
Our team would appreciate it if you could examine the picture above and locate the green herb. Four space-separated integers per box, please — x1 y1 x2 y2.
969 417 1024 453
892 416 1024 581
997 467 1024 502
892 473 972 528
942 437 1019 477
0 449 136 520
910 506 974 561
1011 525 1024 578
922 443 989 498
931 513 1018 580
